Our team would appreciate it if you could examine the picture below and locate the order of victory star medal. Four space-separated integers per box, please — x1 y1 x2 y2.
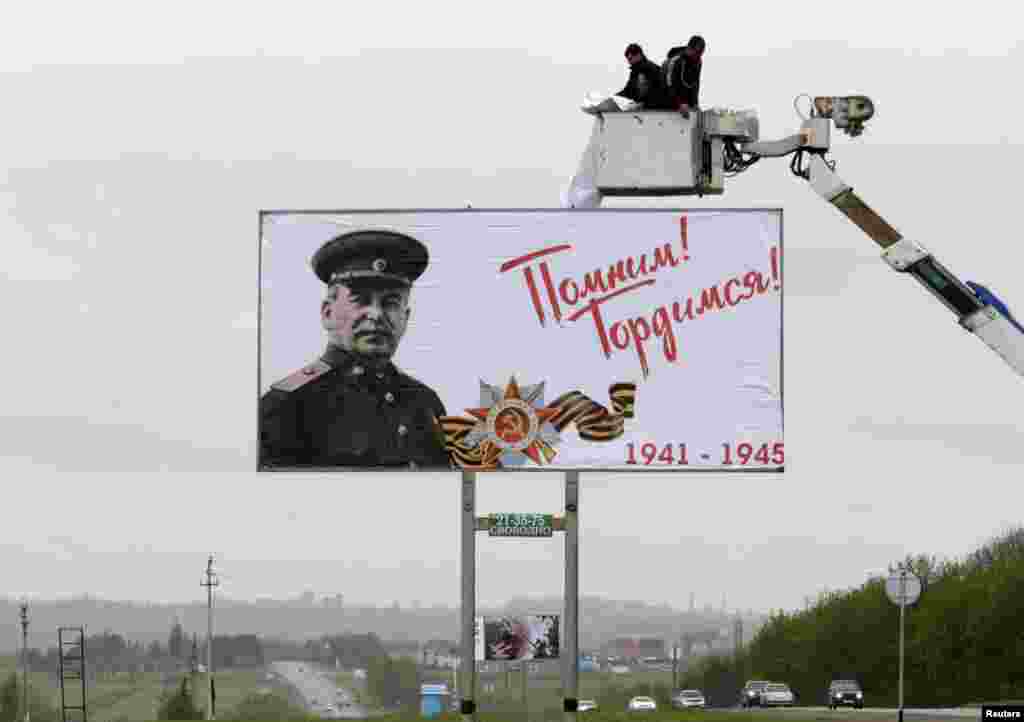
463 377 562 466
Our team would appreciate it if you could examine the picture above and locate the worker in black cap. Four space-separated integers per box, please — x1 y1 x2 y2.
259 229 451 470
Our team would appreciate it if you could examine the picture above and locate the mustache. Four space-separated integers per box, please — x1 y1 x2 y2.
354 325 393 338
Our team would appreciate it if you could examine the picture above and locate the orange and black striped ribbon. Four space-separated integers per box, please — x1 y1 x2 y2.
439 382 637 469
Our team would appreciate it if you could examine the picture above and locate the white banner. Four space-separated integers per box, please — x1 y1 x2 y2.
259 209 783 471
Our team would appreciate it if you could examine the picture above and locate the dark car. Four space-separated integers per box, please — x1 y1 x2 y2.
827 680 864 709
740 680 771 708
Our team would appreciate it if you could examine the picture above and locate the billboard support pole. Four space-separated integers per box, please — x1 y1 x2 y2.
563 471 579 722
460 471 477 722
521 663 528 722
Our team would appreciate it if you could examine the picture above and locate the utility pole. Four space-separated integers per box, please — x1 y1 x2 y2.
19 601 29 722
201 555 220 721
898 571 906 722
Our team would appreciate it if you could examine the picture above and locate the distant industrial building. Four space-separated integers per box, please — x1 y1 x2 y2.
601 637 667 660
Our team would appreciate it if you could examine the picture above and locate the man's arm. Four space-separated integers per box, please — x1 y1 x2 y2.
259 390 308 468
686 60 702 108
617 67 637 100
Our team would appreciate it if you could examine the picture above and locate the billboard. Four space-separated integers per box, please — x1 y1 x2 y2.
479 615 560 661
258 209 783 472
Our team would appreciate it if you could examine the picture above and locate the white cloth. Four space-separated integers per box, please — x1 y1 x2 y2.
581 92 640 114
562 93 641 208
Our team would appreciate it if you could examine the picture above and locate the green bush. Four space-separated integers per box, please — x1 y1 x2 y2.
367 655 420 708
157 677 204 720
0 673 60 722
221 690 310 720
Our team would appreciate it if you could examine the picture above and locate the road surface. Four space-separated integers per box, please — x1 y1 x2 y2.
708 706 985 720
271 660 369 719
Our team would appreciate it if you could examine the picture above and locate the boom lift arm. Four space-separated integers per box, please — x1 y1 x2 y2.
711 96 1024 378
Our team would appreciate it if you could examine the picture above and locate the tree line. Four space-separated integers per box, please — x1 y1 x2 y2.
678 526 1024 707
17 623 266 677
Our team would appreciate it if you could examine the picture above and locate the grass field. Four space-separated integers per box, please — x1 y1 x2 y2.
0 654 281 721
460 668 676 703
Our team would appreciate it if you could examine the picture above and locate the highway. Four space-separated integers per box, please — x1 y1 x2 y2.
708 706 985 720
800 707 980 718
271 660 369 719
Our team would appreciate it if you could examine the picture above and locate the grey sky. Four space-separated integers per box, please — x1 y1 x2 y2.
2 2 1023 614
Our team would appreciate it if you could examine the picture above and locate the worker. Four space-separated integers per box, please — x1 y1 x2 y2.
664 35 705 117
619 43 674 110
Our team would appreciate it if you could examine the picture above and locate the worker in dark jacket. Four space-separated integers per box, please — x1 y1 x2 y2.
664 35 705 117
618 43 674 110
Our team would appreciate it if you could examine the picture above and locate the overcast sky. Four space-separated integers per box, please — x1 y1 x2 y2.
2 0 1023 616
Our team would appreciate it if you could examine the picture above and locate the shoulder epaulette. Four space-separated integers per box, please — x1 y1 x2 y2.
270 360 332 392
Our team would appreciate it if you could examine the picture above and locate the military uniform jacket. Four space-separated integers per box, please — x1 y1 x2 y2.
260 347 451 469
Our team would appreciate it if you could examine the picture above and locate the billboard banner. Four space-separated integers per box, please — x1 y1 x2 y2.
259 209 783 472
480 615 560 661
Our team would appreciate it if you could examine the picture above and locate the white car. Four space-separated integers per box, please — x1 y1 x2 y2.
761 682 795 707
672 690 706 709
628 696 657 711
578 700 598 713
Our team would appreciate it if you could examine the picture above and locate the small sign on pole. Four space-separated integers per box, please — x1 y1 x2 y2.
885 570 922 722
488 514 554 538
885 574 921 605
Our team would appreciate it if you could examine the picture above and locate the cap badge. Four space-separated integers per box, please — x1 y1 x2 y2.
372 258 387 272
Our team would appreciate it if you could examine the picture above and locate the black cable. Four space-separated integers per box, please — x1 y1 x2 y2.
790 150 808 179
722 139 761 177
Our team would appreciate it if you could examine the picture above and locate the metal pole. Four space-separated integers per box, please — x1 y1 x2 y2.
201 556 219 721
898 571 906 722
58 629 66 722
521 663 528 722
19 602 29 722
460 471 477 722
564 471 579 722
208 560 214 721
80 628 87 722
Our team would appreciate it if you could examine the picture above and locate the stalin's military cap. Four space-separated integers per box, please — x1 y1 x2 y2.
311 229 430 287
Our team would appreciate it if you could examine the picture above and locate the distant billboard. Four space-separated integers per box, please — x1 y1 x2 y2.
258 210 783 472
605 637 668 660
480 615 560 661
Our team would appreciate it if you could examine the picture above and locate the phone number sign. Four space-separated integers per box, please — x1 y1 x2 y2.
488 513 554 538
